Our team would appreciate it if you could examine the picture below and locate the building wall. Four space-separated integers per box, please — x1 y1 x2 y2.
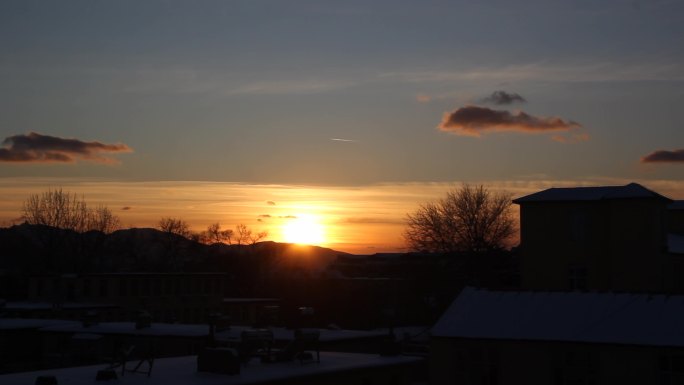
27 273 232 323
431 337 677 385
519 198 669 292
668 209 684 235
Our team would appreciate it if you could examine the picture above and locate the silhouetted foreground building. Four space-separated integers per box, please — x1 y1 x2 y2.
514 182 684 293
19 273 277 324
430 182 684 384
431 287 684 385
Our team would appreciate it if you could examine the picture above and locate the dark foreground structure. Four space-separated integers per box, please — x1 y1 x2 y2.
430 183 684 384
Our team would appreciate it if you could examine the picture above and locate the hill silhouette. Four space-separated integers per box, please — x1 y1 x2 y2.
0 223 348 275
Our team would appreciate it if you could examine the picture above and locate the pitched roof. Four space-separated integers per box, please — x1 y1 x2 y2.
433 287 684 347
513 182 671 204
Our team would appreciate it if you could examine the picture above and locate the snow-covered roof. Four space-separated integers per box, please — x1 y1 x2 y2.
0 318 78 330
39 322 387 342
433 287 684 347
668 233 684 254
41 322 212 338
222 298 279 304
513 182 671 204
217 326 387 343
4 302 118 310
0 353 423 384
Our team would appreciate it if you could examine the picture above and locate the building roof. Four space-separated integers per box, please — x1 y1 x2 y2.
4 302 118 311
222 298 279 304
513 182 672 204
38 322 388 342
433 287 684 347
0 318 78 331
668 200 684 210
0 353 422 385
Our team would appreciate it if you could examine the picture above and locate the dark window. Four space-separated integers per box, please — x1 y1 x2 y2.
569 267 588 291
142 278 151 296
571 210 589 244
119 279 127 297
99 279 108 297
660 353 684 385
130 279 139 296
553 349 597 385
453 347 499 385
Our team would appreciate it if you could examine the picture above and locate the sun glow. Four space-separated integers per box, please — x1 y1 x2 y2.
282 214 325 245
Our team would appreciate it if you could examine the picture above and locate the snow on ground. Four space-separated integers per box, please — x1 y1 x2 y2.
0 352 423 385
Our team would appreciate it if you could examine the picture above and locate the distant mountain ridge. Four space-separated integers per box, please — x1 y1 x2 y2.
0 223 348 274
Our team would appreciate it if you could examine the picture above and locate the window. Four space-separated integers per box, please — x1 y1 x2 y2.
130 279 139 296
553 349 598 385
118 279 127 297
660 353 684 385
99 279 108 297
452 346 499 385
571 210 589 244
142 278 151 296
83 279 91 298
569 267 588 291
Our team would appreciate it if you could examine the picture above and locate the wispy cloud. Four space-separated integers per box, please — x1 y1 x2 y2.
0 132 132 164
641 148 684 163
552 133 590 144
110 68 357 96
438 106 581 138
228 79 355 95
381 62 684 84
416 93 432 103
342 217 405 225
480 90 526 105
330 138 357 142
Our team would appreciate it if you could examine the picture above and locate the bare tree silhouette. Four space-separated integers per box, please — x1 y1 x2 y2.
404 184 516 253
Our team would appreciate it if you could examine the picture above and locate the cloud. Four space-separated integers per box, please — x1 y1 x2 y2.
266 201 276 206
228 79 355 95
330 138 357 142
380 62 684 84
416 93 432 103
438 106 581 137
343 217 405 225
258 214 272 218
481 90 526 105
121 206 132 211
641 149 684 163
279 215 297 219
0 132 132 164
551 133 590 144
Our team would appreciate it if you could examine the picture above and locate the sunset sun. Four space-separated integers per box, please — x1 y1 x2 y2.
282 215 325 245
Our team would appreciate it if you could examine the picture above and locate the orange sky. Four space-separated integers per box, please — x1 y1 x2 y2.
2 177 683 254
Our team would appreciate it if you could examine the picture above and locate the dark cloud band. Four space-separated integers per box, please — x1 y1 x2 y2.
641 149 684 163
0 132 132 164
438 105 580 137
481 90 526 105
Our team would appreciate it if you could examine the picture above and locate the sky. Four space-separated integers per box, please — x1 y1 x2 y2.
1 1 683 252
